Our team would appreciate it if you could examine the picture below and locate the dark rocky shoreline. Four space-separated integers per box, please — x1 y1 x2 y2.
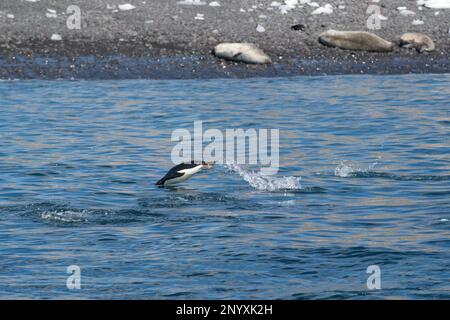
0 0 449 79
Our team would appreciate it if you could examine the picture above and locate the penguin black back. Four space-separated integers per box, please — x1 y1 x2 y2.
155 161 201 186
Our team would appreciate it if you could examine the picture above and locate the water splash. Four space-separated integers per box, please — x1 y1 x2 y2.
333 161 450 181
225 163 302 191
40 209 89 223
334 161 378 178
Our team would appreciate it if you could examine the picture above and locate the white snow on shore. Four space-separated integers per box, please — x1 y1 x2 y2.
272 0 330 14
412 19 425 25
194 13 205 20
279 0 298 14
46 8 57 18
397 7 416 16
50 34 62 41
256 24 266 32
118 4 136 11
177 0 206 5
311 4 333 15
417 0 450 9
209 1 220 7
306 1 320 7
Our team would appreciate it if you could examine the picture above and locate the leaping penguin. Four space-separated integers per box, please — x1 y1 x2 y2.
155 161 214 187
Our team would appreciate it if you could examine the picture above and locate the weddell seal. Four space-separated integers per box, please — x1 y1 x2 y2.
318 30 394 52
212 43 272 64
155 161 214 187
399 33 435 52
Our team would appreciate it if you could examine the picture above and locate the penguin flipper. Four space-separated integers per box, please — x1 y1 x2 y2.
155 171 184 186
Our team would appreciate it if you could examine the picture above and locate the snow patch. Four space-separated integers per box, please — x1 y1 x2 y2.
417 0 450 9
50 34 62 41
311 4 333 15
46 8 57 18
177 0 206 5
397 7 416 16
194 13 205 20
307 1 320 7
256 24 266 32
118 3 136 11
279 0 299 14
412 19 424 25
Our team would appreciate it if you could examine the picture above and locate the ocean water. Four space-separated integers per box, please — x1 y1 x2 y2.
0 74 449 299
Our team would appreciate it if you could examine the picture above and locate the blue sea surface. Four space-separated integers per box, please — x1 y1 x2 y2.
0 74 449 299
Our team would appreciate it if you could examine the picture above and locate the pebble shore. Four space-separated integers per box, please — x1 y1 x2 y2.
0 0 449 79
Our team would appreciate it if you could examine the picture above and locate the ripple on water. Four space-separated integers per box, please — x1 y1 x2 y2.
334 161 450 181
1 74 449 299
1 202 167 226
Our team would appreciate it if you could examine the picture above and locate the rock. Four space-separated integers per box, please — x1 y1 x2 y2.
291 24 306 31
399 33 435 52
318 30 394 52
213 43 272 64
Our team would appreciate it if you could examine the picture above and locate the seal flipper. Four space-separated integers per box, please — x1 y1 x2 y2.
232 52 243 60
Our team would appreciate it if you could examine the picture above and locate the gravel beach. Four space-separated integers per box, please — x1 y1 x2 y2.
0 0 449 79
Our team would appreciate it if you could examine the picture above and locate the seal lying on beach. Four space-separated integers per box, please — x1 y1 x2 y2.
318 30 394 52
213 43 272 64
399 33 435 52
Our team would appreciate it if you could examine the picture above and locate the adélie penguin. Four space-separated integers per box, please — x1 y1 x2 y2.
155 161 214 187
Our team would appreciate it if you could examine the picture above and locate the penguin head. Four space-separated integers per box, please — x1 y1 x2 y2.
201 161 215 169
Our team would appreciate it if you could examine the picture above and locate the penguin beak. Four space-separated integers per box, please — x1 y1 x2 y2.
201 161 215 169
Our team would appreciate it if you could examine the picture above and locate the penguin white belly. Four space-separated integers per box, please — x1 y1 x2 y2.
163 173 193 186
164 165 203 186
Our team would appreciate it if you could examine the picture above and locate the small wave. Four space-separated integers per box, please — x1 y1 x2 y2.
225 163 302 191
48 162 75 169
5 202 164 225
138 192 237 208
40 209 88 223
334 162 450 181
353 172 450 181
334 161 378 178
27 171 60 177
